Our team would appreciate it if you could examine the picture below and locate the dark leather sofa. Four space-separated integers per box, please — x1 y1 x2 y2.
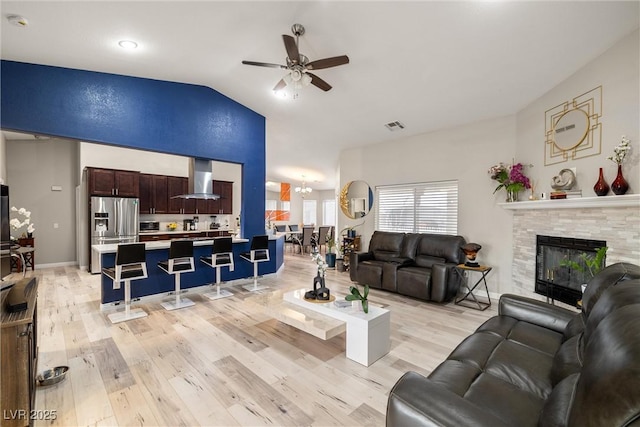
349 231 467 302
386 262 640 427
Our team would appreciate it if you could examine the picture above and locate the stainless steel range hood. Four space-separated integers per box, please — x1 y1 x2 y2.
172 158 220 200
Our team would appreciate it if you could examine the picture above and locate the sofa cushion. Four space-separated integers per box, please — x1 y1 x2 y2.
396 266 432 300
477 316 564 357
369 231 405 260
416 234 466 264
414 255 446 268
429 360 544 427
357 260 385 288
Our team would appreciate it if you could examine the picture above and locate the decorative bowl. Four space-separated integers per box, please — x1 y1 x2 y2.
37 366 69 386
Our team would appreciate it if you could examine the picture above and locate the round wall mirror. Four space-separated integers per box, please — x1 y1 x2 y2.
340 180 374 219
552 108 590 151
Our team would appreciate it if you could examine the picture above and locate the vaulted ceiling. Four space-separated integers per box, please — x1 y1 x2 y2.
2 1 638 189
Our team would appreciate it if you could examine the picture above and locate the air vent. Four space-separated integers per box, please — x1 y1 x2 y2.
385 121 405 131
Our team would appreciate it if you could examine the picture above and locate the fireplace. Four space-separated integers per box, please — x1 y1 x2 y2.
535 235 606 306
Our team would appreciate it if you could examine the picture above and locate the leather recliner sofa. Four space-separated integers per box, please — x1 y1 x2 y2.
386 262 640 427
349 231 467 302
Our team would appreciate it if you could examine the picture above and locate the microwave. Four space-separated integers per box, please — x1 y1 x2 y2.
140 221 159 232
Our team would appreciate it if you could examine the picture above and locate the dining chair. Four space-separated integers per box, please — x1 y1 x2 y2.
316 226 331 253
293 226 316 255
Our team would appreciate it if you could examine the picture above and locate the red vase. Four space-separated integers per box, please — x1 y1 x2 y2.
593 167 609 196
611 165 629 195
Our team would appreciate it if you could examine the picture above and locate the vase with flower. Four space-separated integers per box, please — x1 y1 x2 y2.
488 162 533 202
606 135 631 195
305 250 331 300
10 206 35 238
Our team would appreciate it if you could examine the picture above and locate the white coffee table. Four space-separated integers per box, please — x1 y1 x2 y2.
283 289 391 366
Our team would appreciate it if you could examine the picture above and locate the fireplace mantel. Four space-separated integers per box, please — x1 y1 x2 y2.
500 194 640 210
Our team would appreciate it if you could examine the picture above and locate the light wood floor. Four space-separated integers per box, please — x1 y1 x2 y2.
15 253 497 426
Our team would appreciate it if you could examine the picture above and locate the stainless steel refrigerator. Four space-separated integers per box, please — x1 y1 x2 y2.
90 196 139 274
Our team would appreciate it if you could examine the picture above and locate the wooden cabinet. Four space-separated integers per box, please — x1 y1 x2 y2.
87 167 139 197
212 180 233 214
139 174 168 214
167 176 188 214
1 278 38 427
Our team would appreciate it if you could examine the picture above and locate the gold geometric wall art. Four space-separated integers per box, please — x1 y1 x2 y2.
544 86 602 165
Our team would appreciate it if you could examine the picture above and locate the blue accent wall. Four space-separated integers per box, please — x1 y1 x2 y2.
1 60 265 239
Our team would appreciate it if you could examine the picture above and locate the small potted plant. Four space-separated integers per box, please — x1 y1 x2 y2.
345 284 369 313
560 247 608 278
560 247 608 293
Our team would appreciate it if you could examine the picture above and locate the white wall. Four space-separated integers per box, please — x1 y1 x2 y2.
337 29 640 297
340 115 516 294
517 29 640 196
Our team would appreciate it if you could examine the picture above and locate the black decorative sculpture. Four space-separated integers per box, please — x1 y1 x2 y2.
461 243 482 267
305 272 330 300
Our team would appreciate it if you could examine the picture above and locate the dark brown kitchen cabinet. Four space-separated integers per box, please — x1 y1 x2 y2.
213 180 233 214
167 176 188 214
139 174 169 214
87 167 139 197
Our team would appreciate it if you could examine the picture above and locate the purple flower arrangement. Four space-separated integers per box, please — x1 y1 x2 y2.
488 162 532 195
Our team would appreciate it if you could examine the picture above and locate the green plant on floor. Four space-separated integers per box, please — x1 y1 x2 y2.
326 234 336 254
345 284 369 313
560 247 608 279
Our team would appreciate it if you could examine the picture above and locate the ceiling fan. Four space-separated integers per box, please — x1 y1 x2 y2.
242 23 349 94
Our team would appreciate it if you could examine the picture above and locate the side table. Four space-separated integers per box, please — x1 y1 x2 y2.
454 264 492 311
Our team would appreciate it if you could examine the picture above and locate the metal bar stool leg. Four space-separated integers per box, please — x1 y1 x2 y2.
204 265 234 300
161 271 195 310
108 279 148 324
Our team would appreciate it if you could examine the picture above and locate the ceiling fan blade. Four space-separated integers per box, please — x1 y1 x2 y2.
307 55 350 70
242 60 287 69
307 72 332 91
273 79 287 92
283 35 300 64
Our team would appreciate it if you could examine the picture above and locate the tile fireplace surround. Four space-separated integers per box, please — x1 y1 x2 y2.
502 194 640 297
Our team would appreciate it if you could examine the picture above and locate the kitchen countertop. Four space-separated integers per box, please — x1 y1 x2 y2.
139 228 233 235
92 234 283 254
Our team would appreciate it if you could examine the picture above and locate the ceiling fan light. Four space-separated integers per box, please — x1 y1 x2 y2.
291 69 302 82
301 73 312 87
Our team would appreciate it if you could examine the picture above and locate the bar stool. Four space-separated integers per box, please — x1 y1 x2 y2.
103 243 148 324
240 235 270 292
200 237 235 300
158 240 195 311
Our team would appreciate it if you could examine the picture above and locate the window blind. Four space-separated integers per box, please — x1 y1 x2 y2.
375 180 458 235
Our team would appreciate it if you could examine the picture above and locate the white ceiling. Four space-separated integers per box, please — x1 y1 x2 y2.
1 1 638 190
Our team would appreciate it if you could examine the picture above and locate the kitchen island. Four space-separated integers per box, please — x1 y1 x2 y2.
93 234 284 306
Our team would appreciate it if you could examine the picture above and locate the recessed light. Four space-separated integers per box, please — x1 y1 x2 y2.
118 40 138 49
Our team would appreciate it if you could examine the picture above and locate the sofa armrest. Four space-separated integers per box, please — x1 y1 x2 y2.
430 263 459 302
498 294 577 333
349 251 374 282
387 372 511 427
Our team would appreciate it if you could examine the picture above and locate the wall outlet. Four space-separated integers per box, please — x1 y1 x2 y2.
53 223 59 229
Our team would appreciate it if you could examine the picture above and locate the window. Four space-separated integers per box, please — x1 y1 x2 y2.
375 180 458 234
322 199 336 226
303 199 317 225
